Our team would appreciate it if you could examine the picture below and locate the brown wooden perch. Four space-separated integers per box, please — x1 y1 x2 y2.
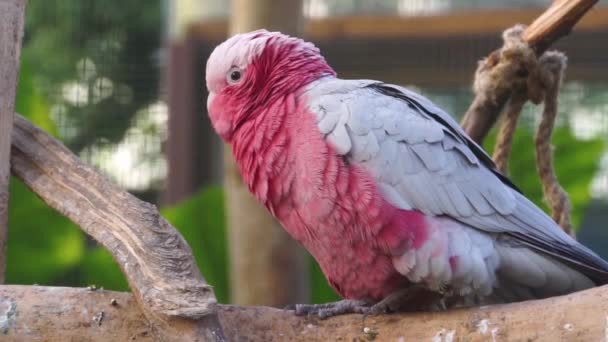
3 284 608 341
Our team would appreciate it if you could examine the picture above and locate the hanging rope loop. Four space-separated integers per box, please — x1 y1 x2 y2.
472 25 573 236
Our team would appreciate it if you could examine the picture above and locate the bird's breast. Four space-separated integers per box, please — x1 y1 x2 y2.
232 96 427 301
265 107 425 300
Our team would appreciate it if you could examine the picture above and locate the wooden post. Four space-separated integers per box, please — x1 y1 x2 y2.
164 0 224 206
0 0 27 284
164 39 207 205
226 0 310 307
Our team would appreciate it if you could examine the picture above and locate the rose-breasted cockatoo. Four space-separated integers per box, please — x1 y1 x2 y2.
206 30 608 318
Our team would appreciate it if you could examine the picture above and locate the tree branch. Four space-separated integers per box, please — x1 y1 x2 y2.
10 114 225 340
0 0 27 284
2 284 608 341
461 0 598 143
523 0 599 54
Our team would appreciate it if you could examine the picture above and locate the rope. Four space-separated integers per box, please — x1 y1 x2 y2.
475 25 573 236
493 94 526 175
534 51 572 236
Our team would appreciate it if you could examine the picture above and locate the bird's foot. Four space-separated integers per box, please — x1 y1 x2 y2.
287 292 424 319
287 286 445 319
288 299 371 319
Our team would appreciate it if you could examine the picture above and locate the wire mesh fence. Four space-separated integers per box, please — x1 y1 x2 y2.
22 0 165 195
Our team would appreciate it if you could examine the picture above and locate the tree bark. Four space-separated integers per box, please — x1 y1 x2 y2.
2 284 608 341
10 114 225 341
522 0 599 54
224 0 310 307
0 0 26 284
460 0 599 144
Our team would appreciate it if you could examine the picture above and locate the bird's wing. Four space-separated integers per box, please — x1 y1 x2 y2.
303 78 608 282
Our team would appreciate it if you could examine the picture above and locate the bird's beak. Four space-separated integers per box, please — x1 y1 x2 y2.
207 91 216 111
206 91 232 141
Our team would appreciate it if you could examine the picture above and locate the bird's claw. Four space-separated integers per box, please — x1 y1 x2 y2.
289 299 371 319
288 299 401 319
287 287 443 319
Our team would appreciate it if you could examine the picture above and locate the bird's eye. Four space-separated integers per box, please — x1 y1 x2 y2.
227 67 243 85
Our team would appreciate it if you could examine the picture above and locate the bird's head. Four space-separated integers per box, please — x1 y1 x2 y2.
205 29 335 141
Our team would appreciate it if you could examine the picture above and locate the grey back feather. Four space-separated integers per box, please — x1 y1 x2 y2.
303 77 608 284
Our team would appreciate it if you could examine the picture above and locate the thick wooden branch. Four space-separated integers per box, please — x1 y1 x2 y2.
461 0 598 143
0 0 27 284
522 0 599 54
2 284 608 341
10 115 225 341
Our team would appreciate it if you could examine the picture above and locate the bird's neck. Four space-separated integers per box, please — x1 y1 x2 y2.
230 92 300 210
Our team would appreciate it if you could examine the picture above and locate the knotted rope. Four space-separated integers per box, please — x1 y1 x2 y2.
470 25 573 236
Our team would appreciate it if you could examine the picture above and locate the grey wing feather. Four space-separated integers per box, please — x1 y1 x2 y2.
303 78 608 284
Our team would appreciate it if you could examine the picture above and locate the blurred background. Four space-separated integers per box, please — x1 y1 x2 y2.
8 0 608 306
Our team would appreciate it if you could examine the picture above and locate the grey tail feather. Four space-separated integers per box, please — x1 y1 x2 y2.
513 234 608 285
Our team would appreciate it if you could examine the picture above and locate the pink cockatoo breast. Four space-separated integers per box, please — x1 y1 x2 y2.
227 86 431 301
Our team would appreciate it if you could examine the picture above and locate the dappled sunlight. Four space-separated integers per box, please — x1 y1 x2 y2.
79 101 168 191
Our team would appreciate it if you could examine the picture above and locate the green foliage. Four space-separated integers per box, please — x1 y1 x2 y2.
23 0 162 151
310 259 340 303
15 60 56 135
7 0 163 290
10 61 231 294
7 61 87 286
484 128 603 229
79 248 130 291
7 178 86 285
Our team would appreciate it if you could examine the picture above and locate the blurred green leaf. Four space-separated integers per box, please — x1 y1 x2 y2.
7 178 86 284
310 260 340 303
23 0 162 151
8 60 86 285
484 127 603 229
79 247 129 290
7 2 162 290
15 60 56 135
